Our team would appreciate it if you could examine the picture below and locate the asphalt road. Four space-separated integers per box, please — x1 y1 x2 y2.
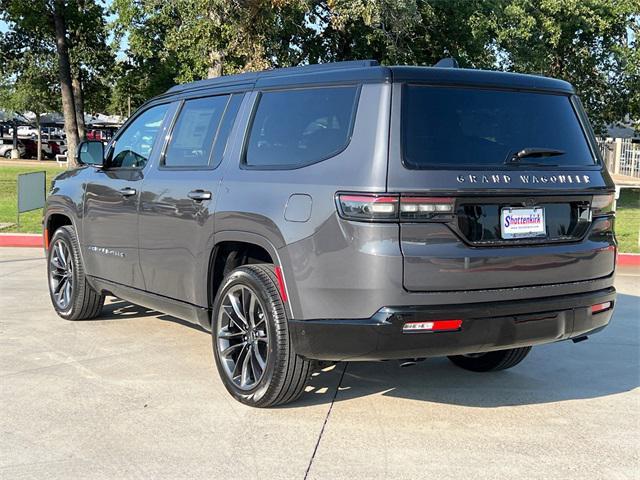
1 247 638 479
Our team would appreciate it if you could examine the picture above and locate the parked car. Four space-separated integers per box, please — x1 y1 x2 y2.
44 60 617 407
0 138 26 158
16 125 39 138
21 138 55 159
47 139 67 157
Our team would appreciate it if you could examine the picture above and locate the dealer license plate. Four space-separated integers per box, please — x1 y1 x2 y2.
500 207 546 239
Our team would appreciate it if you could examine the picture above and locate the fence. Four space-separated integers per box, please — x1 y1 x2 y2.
597 138 640 179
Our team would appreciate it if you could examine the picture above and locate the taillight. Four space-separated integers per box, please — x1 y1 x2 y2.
337 193 455 222
399 197 454 220
592 193 615 216
336 194 399 221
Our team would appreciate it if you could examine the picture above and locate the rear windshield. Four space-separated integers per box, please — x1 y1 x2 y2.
402 86 595 168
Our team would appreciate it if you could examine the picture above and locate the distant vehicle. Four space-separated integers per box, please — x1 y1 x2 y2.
45 60 617 408
22 138 57 159
48 139 68 157
16 126 39 138
87 129 111 142
0 138 26 158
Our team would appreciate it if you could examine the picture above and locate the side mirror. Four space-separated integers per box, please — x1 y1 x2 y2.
77 140 104 166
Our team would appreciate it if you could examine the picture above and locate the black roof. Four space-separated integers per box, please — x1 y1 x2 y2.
162 60 574 98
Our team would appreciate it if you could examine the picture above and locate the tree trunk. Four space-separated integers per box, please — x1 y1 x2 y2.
207 50 224 78
52 0 79 166
36 115 42 161
72 71 86 140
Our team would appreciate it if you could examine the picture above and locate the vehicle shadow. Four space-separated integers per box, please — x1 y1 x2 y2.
294 292 639 408
91 293 638 409
92 298 208 333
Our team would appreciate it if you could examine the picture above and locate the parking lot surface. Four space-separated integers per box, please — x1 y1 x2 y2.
1 247 638 479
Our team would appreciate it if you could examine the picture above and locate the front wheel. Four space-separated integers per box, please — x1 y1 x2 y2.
212 264 312 407
448 347 532 372
47 226 104 320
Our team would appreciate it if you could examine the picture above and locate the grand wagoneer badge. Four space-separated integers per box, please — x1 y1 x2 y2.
456 174 591 184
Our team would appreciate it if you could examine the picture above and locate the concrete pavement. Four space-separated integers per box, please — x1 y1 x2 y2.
1 247 638 479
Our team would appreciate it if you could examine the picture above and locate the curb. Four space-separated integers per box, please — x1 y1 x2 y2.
0 233 639 266
617 253 640 267
0 234 43 248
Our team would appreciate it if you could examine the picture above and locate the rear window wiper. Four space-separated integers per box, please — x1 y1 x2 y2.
507 148 565 165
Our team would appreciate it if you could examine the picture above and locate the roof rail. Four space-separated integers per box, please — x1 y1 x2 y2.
434 57 459 68
261 60 379 76
165 60 381 95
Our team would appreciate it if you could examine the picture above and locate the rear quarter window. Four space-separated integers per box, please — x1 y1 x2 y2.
244 86 359 169
402 85 595 169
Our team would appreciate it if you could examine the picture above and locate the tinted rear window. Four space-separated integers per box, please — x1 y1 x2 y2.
402 86 595 168
245 86 358 168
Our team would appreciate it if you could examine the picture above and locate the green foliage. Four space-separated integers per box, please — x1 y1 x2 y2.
0 56 58 116
489 0 639 133
0 0 115 115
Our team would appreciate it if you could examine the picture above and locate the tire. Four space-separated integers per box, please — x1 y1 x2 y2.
212 264 312 407
448 346 532 372
47 225 104 320
4 150 11 158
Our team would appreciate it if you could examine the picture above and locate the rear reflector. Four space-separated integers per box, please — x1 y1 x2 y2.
403 319 462 333
274 266 288 303
591 302 612 314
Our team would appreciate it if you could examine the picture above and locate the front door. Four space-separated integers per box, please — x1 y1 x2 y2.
82 103 171 288
138 93 243 305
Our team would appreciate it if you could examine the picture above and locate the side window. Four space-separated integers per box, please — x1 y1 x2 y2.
110 104 168 169
164 96 227 167
245 86 358 168
210 94 242 167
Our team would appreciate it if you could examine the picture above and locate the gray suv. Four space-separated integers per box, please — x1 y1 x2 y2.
44 60 617 407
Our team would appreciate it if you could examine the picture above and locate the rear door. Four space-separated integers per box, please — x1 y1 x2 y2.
388 83 616 292
138 93 243 305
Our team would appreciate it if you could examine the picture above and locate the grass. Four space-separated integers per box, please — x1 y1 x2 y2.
615 188 640 254
0 163 639 253
0 162 64 233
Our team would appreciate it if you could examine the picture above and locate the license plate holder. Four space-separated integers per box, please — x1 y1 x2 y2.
500 207 546 239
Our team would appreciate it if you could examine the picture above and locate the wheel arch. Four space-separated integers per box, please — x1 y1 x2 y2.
206 231 295 325
44 208 78 250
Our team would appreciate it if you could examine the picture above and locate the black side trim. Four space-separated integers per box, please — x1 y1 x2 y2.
89 276 211 330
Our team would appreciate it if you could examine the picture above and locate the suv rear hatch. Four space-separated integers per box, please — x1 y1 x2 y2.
388 82 616 292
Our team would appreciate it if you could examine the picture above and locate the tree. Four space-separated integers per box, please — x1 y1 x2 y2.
488 0 640 133
1 0 115 165
52 0 81 161
109 0 316 111
316 0 639 132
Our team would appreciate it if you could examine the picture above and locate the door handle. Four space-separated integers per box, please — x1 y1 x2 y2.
119 187 137 197
188 190 212 201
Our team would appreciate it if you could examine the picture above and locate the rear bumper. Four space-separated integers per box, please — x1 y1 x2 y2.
289 287 616 361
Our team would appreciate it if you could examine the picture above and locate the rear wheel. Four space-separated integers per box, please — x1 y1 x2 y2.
212 264 312 407
47 226 104 320
448 347 532 372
